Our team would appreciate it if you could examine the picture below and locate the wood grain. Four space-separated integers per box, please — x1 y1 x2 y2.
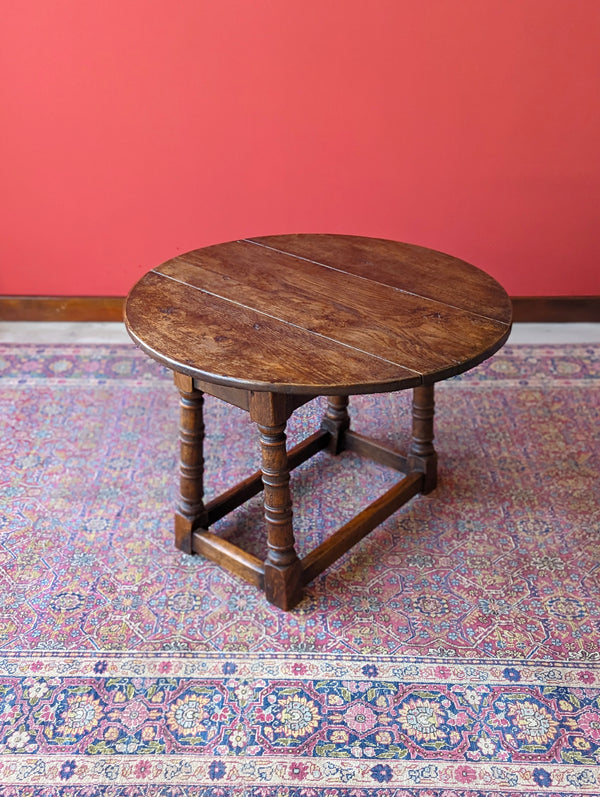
125 271 422 394
155 242 509 378
125 234 512 394
248 235 512 323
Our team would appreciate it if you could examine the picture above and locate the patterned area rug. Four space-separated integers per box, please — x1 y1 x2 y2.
0 342 599 795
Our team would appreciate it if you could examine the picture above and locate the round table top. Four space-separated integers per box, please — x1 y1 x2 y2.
124 234 512 395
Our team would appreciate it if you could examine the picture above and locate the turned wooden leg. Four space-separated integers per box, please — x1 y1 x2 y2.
408 384 438 494
250 392 303 609
321 395 350 454
174 373 207 553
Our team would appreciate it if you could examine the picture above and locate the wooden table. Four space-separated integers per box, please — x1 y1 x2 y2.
124 234 512 610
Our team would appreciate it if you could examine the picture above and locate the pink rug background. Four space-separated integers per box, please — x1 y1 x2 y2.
0 342 598 794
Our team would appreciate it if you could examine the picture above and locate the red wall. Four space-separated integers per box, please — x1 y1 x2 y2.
2 0 599 296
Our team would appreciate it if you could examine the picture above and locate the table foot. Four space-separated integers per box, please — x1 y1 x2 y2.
174 373 207 553
264 560 304 611
408 384 438 493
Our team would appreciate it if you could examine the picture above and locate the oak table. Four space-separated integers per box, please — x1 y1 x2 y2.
124 234 512 610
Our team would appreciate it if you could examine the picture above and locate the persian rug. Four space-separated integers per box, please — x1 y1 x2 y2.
0 341 599 796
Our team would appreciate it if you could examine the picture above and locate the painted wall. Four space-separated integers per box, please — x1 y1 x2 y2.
2 0 599 296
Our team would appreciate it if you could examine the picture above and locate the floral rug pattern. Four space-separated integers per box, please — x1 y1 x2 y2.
0 343 599 794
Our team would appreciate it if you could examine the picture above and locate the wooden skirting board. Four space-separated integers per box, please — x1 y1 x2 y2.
0 295 599 323
0 296 125 322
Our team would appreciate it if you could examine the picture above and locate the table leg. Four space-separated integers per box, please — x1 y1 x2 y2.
321 395 350 454
408 384 438 494
250 392 303 609
174 373 207 553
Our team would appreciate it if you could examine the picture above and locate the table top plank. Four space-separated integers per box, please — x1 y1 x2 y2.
126 271 423 394
248 234 513 324
155 242 509 377
125 234 512 394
